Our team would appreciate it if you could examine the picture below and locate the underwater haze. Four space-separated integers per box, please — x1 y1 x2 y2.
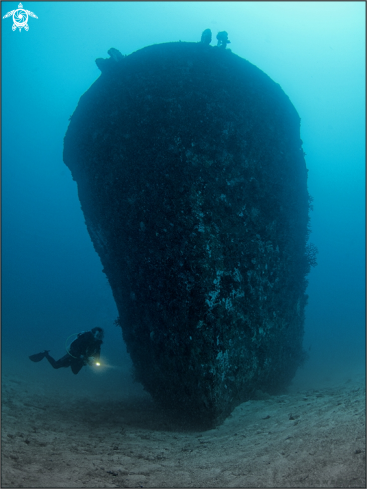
2 1 365 408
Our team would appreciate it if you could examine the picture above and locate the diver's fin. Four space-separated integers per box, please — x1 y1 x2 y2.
29 350 49 362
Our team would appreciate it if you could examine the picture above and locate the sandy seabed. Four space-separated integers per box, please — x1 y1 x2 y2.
1 356 365 488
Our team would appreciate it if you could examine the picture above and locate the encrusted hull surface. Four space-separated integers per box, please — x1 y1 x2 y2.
64 42 311 426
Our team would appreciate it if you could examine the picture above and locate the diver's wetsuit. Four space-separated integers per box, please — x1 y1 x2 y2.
44 331 102 375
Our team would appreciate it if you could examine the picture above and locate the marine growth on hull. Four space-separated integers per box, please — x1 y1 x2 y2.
64 34 316 427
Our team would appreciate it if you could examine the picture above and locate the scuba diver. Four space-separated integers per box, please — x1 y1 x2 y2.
29 327 104 375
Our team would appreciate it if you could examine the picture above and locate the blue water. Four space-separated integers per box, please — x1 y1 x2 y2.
2 2 365 395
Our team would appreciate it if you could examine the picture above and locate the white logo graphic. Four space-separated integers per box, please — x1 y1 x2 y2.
2 2 38 31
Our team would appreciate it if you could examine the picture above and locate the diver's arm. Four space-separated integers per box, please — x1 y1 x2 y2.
94 343 102 360
86 346 101 365
83 339 102 365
